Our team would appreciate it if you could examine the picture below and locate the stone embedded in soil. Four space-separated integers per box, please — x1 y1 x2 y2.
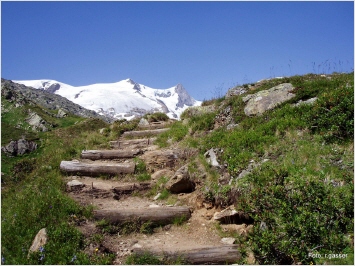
66 180 85 191
213 206 254 224
165 164 195 193
151 169 175 181
221 237 236 245
28 228 48 257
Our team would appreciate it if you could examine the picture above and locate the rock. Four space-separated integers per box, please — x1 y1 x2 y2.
151 169 175 181
221 237 236 245
260 221 268 231
57 108 67 117
138 118 150 127
66 180 85 191
153 193 161 200
237 169 251 180
165 164 195 193
220 224 254 237
293 97 318 107
204 148 220 167
242 83 295 116
226 123 239 130
226 86 247 98
1 138 37 156
26 111 49 132
28 228 48 257
140 150 179 171
214 206 253 224
131 243 142 249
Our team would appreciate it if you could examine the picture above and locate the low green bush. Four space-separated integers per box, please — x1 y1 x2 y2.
143 112 169 122
236 157 353 264
306 83 354 142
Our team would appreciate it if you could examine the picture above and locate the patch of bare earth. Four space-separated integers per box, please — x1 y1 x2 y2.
66 175 224 264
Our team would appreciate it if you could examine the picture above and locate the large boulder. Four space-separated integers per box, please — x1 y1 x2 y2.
242 83 295 116
1 138 38 156
165 164 195 193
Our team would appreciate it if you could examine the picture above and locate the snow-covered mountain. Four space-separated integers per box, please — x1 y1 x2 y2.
13 79 202 120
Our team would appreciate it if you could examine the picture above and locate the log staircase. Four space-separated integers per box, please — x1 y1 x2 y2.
60 119 241 264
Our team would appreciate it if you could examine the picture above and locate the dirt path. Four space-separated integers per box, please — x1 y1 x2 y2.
63 121 243 264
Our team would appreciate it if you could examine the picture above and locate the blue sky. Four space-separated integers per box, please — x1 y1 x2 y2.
1 1 354 101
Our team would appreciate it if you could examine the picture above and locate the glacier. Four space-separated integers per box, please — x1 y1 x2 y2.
13 78 202 120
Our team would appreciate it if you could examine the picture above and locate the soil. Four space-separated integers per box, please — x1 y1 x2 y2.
66 174 226 264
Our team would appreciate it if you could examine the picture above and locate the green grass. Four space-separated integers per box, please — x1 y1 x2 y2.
155 121 189 147
1 112 114 264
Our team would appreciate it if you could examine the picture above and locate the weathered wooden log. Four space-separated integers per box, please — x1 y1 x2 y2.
109 138 156 149
60 160 135 176
112 182 151 199
121 128 169 138
93 207 191 225
133 245 241 265
138 121 171 130
81 149 142 160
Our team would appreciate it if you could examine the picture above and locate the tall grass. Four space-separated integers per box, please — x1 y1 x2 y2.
1 118 115 264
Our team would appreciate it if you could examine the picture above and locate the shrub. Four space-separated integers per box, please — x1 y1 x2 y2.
155 121 188 147
306 83 354 142
236 162 353 265
143 112 169 122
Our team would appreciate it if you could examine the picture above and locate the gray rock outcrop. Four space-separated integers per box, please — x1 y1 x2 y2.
175 84 197 108
26 112 49 132
57 108 68 118
242 83 295 116
1 79 112 123
226 86 247 98
1 139 38 156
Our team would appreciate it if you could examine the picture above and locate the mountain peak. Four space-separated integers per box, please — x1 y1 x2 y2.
126 78 136 85
174 83 196 108
13 79 202 120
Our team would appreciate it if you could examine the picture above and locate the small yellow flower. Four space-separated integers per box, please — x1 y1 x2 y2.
95 248 99 252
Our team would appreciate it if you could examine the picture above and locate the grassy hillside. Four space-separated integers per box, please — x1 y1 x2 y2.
156 72 354 264
1 72 353 265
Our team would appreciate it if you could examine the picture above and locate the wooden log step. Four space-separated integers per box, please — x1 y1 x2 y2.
81 149 143 160
112 182 151 199
138 121 171 130
133 245 241 265
60 160 135 176
93 206 191 225
109 138 156 149
121 128 169 138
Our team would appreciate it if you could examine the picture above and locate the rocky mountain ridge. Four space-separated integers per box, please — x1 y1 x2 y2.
1 78 112 123
13 79 202 120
